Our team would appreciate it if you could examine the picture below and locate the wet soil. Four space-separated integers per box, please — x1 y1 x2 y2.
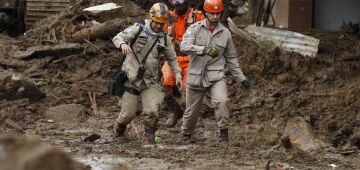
1 0 360 169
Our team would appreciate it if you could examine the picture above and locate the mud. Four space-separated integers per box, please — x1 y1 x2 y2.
0 0 360 169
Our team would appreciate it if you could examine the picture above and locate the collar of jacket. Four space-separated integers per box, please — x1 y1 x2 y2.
199 19 224 33
144 19 166 37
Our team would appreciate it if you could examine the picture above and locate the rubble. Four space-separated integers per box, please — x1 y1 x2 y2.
283 116 329 153
0 71 45 102
244 25 320 57
0 0 359 169
14 43 83 60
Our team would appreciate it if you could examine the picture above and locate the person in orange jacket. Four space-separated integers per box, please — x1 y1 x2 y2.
162 0 205 128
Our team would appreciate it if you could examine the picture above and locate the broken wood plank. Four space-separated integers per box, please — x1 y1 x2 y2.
88 92 98 115
0 98 30 108
13 43 83 60
0 58 29 69
84 39 106 55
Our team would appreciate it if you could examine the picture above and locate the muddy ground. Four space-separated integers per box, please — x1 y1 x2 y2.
0 0 360 169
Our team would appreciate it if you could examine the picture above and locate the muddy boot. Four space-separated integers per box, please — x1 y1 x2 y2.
197 116 205 128
143 126 157 145
219 129 229 143
165 112 177 128
180 134 192 144
164 95 184 128
115 123 126 137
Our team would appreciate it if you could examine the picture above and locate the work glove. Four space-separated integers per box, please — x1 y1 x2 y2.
203 47 218 57
240 79 251 89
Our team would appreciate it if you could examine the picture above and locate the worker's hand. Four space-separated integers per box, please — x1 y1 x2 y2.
175 77 182 93
203 47 218 57
240 79 251 89
120 43 132 55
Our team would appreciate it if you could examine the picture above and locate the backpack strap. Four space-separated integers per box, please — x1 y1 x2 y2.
163 33 167 47
129 23 144 65
140 36 160 66
130 24 144 47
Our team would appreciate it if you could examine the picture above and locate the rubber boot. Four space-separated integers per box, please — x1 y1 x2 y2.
143 126 157 144
115 123 127 137
219 128 229 142
164 95 184 128
165 112 177 128
181 134 192 143
197 116 205 128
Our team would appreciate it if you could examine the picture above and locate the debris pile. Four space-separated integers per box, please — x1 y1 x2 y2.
25 0 144 44
0 0 359 169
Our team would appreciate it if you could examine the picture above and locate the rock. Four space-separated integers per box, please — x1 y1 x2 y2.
83 3 123 23
0 70 45 102
45 104 89 128
283 116 329 153
0 136 87 170
83 134 101 142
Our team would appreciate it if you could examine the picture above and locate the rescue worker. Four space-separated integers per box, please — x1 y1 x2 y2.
162 0 205 128
180 0 251 142
112 3 182 144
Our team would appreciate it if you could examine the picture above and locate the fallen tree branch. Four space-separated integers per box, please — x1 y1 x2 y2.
84 39 107 55
88 91 98 115
72 18 133 42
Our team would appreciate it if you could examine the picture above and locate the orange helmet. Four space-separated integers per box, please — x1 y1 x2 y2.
204 0 224 13
149 3 169 24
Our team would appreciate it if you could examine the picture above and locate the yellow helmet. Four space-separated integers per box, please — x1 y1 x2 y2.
149 3 169 24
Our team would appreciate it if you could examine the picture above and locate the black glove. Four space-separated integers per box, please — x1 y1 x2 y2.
241 79 251 89
203 47 218 57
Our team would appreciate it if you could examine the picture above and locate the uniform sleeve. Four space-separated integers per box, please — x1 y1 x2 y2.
164 35 182 78
112 23 141 48
224 31 248 83
180 24 206 55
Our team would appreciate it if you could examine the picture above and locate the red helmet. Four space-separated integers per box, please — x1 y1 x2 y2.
204 0 224 13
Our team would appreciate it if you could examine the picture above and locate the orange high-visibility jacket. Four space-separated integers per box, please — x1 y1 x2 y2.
162 7 204 90
165 7 205 53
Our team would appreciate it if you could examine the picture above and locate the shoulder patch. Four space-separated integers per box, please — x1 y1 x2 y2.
184 29 192 38
123 27 133 33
